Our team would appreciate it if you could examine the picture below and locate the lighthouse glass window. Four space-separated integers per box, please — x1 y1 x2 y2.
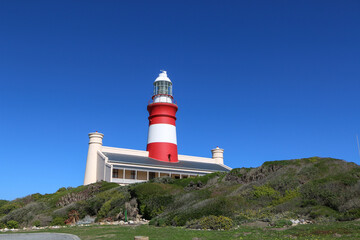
154 81 172 96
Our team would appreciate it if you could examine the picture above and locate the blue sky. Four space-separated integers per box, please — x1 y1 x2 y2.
0 1 359 200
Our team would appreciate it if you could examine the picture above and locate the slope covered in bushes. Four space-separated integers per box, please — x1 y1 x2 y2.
1 157 360 229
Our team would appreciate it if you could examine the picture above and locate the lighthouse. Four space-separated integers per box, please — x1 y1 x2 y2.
83 70 231 186
146 71 179 162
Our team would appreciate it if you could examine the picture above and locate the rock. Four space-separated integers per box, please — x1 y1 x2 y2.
134 237 149 240
290 219 300 226
77 215 96 225
56 184 101 207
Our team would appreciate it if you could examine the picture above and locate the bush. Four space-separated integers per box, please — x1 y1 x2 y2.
272 189 300 206
94 189 128 221
300 182 342 210
1 202 48 226
186 215 233 230
173 172 223 188
6 220 19 229
0 222 6 229
32 220 41 227
252 185 280 200
56 187 67 193
0 202 21 215
51 217 66 226
338 208 360 221
32 215 53 227
0 200 9 208
130 183 179 219
272 219 292 228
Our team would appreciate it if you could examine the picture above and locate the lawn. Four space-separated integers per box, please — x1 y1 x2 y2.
3 221 360 240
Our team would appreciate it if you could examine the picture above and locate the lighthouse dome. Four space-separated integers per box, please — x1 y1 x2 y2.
155 70 171 82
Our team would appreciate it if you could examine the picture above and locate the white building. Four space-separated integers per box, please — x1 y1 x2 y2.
83 71 231 185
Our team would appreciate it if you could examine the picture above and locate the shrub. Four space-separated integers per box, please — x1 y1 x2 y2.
149 218 166 227
32 215 53 227
97 200 111 220
32 220 41 227
6 220 19 229
51 217 66 226
56 187 67 193
252 185 280 200
272 219 292 228
173 172 222 188
140 195 172 219
0 200 8 208
0 222 6 229
338 208 360 221
186 215 233 230
130 183 179 219
272 189 300 206
30 193 43 201
0 202 47 226
300 181 342 210
94 189 128 221
0 202 21 215
164 196 235 226
309 206 339 219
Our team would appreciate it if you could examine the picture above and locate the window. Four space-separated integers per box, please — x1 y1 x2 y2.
149 172 156 180
112 169 119 178
154 81 172 96
131 170 136 179
125 170 136 179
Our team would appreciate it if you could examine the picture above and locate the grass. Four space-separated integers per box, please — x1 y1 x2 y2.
2 221 360 240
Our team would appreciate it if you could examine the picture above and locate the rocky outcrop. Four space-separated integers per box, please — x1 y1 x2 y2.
225 165 283 184
116 198 142 221
56 184 101 207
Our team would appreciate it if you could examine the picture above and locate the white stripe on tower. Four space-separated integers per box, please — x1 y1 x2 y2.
147 124 177 144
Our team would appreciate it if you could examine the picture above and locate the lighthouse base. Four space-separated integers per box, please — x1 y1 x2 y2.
147 142 178 162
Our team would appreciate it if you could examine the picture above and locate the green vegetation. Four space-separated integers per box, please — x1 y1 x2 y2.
32 220 41 227
186 215 234 230
1 156 360 233
51 217 66 226
273 219 293 228
6 220 19 229
2 221 360 239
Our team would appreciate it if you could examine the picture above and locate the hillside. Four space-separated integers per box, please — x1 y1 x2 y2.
1 157 360 229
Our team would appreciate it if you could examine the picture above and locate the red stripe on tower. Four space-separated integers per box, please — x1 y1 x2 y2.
146 71 178 162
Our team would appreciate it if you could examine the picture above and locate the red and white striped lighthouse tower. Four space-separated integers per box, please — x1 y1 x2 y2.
147 71 178 162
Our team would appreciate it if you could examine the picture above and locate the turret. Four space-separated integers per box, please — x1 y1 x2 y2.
211 146 224 164
84 132 104 185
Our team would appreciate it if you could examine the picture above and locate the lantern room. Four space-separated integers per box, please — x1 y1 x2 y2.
153 70 173 103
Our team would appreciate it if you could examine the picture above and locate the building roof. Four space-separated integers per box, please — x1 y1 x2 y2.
102 152 230 172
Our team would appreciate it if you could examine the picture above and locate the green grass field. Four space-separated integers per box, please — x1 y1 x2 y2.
3 221 359 240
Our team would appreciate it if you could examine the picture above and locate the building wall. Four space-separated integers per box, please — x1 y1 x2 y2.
105 164 111 182
96 153 104 181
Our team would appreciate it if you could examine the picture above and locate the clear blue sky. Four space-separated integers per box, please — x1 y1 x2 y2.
1 1 359 200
